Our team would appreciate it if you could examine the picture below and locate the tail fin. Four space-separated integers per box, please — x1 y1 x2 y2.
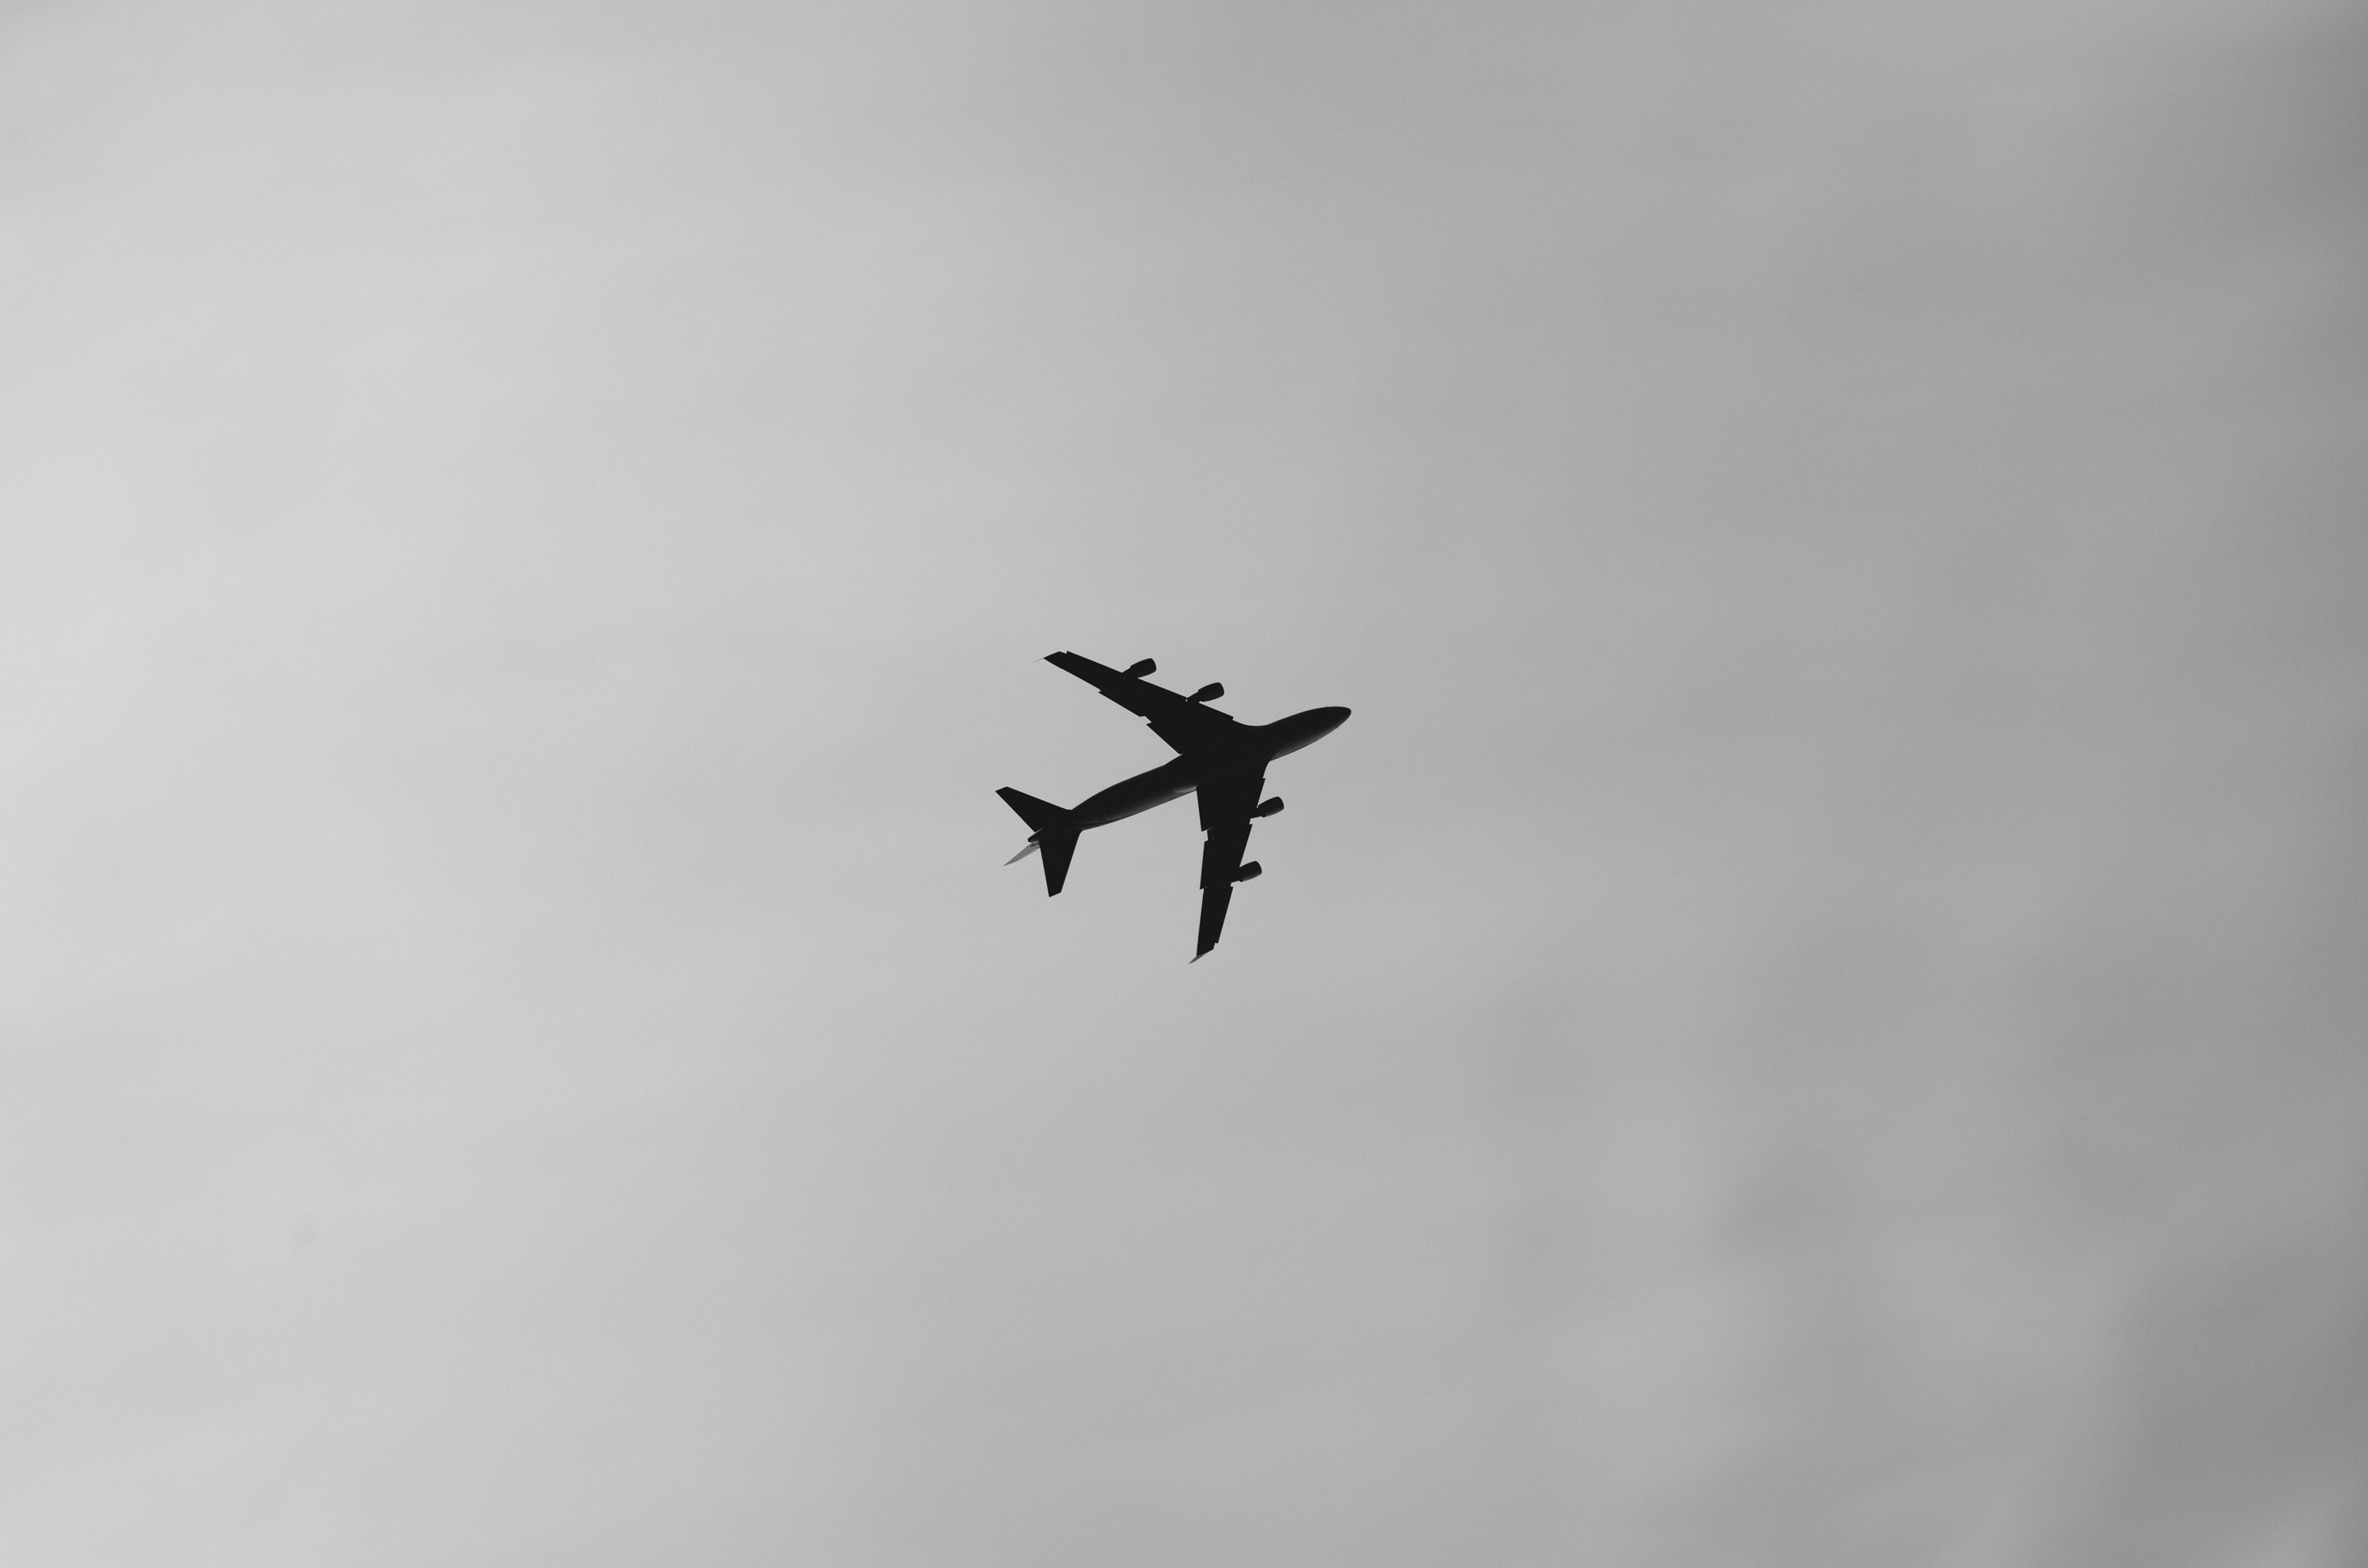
997 788 1080 896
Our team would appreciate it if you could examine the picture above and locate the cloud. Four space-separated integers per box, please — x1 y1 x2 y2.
2 1 2361 1562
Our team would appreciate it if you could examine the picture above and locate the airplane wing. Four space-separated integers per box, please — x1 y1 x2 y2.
1043 651 1242 755
1192 766 1265 960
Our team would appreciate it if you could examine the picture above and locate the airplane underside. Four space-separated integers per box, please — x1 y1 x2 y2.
996 653 1347 960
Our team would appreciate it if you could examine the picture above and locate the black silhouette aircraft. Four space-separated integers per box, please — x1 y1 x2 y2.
999 652 1350 960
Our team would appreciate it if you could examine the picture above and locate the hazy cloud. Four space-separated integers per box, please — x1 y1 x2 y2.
2 2 2362 1563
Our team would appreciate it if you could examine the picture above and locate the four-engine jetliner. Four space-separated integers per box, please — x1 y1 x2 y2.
999 652 1350 960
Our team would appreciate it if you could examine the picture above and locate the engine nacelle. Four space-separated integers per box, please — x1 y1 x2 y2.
1254 797 1283 818
1123 659 1156 678
1189 683 1224 704
1233 862 1263 883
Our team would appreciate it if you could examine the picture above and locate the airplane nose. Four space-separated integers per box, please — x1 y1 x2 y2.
1325 705 1351 730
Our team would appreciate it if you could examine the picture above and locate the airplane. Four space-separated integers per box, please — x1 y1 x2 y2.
998 652 1351 960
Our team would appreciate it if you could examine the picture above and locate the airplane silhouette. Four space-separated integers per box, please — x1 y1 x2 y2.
999 652 1351 960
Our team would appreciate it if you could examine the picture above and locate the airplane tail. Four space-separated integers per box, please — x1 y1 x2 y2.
996 788 1080 896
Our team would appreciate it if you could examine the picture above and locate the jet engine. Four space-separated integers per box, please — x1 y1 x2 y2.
1233 862 1263 882
1254 797 1283 818
1188 683 1224 703
1123 659 1156 678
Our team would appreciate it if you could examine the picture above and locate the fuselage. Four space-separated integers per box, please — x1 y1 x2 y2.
1068 705 1350 830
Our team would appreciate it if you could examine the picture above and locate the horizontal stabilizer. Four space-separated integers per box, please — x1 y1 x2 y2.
1038 831 1077 896
995 787 1070 835
997 788 1077 894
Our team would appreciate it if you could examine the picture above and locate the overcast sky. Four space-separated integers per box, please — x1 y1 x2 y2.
3 2 2363 1564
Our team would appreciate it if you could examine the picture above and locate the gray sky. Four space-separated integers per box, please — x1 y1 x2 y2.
3 2 2363 1563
